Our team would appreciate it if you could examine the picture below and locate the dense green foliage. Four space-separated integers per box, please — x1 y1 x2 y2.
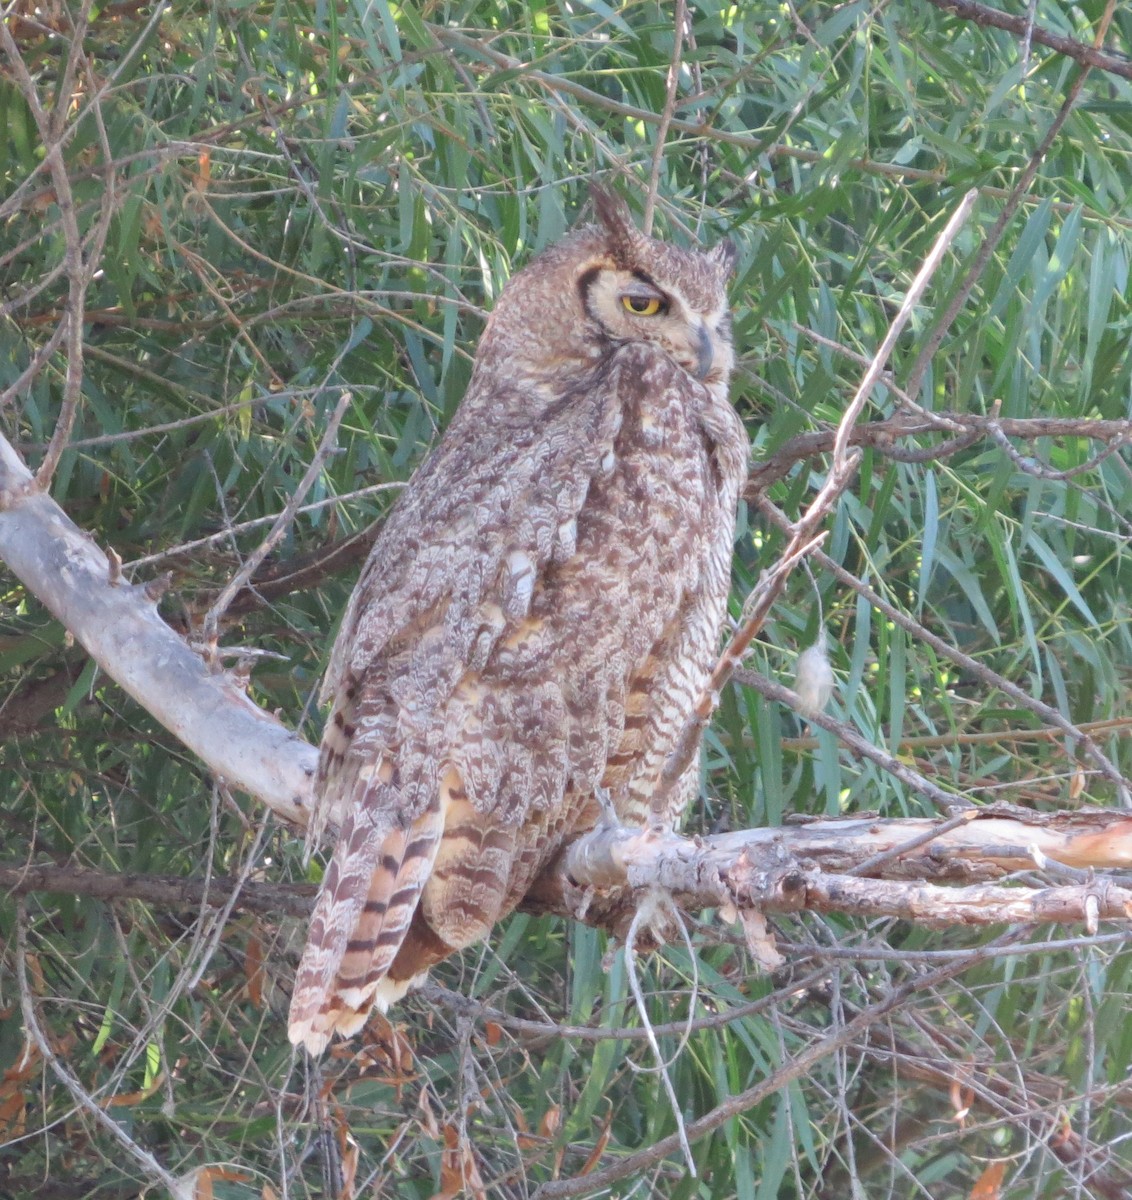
2 2 1131 1197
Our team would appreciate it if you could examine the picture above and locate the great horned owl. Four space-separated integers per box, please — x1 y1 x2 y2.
288 188 748 1055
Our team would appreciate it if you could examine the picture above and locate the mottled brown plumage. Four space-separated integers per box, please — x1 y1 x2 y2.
288 189 748 1055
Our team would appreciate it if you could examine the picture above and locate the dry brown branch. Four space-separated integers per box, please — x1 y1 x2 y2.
0 861 316 918
921 0 1132 80
746 413 1132 492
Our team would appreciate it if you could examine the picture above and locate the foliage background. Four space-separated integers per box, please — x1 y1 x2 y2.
2 1 1132 1197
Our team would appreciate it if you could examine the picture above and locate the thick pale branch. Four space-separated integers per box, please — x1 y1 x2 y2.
522 806 1132 934
0 434 316 825
10 807 1132 934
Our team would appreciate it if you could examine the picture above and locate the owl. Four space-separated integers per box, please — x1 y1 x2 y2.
288 187 748 1055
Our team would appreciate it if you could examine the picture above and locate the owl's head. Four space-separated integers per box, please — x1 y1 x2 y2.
474 187 736 393
579 186 735 387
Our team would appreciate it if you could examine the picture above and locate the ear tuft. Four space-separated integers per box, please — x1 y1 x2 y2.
710 238 738 278
589 183 643 266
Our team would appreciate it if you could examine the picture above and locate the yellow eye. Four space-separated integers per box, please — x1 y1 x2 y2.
621 294 664 316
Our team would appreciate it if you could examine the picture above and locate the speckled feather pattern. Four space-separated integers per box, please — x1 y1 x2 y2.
288 194 748 1055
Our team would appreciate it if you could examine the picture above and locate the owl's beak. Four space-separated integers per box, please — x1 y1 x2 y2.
693 322 714 382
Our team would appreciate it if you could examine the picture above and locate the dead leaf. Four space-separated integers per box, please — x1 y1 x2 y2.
329 1103 359 1200
949 1075 974 1127
418 1087 440 1139
1069 764 1086 802
738 908 783 970
0 1039 45 1139
195 150 212 191
538 1106 561 1139
969 1160 1006 1199
25 952 46 995
104 1072 165 1108
245 929 265 1009
579 1104 613 1176
186 1166 254 1200
435 1123 487 1200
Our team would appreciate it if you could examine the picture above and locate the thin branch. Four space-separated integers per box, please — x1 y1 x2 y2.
904 0 1118 402
0 861 315 918
15 903 188 1199
642 0 687 236
658 190 978 802
529 951 1000 1199
200 390 352 647
734 669 975 812
920 0 1132 80
746 411 1132 492
421 970 832 1045
755 498 1132 805
987 416 1130 481
0 5 105 489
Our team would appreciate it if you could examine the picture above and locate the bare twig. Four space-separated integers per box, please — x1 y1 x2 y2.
622 893 696 1175
746 413 1132 492
15 903 187 1198
754 498 1132 805
845 809 980 877
529 950 1003 1199
124 484 397 570
987 417 1130 481
0 860 314 916
0 7 97 488
920 0 1132 81
200 391 352 648
658 190 978 802
642 0 687 236
904 0 1118 402
734 669 975 812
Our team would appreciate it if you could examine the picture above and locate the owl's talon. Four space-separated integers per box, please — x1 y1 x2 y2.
593 785 624 830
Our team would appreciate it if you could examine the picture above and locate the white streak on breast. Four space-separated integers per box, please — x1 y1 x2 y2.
503 549 535 618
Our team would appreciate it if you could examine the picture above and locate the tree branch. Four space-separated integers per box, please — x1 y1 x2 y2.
0 861 315 918
0 432 316 826
920 0 1132 81
8 806 1132 934
522 805 1132 936
745 413 1132 493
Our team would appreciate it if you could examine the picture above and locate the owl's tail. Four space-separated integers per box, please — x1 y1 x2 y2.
287 767 446 1057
